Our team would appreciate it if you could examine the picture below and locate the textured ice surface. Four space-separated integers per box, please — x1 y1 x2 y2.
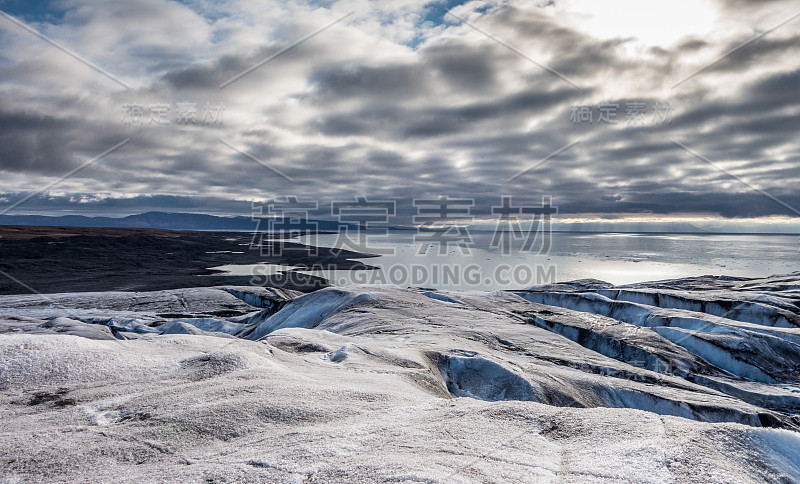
2 273 800 482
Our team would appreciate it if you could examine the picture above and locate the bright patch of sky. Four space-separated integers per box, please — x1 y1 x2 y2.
558 0 720 47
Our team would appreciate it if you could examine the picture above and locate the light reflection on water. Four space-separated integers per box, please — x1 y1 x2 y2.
210 231 800 289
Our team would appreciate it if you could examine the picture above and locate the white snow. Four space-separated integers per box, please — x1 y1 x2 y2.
2 273 800 482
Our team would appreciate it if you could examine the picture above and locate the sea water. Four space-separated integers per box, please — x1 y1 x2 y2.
214 231 800 290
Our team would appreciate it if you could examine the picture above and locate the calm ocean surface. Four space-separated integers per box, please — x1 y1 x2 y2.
215 231 800 290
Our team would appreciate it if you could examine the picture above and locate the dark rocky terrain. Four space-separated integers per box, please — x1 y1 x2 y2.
0 226 376 294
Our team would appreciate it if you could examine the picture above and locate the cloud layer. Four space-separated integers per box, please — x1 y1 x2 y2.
0 0 798 219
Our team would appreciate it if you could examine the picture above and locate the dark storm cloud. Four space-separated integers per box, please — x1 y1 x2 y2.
0 111 76 172
709 36 800 74
309 63 429 100
420 41 499 91
159 51 272 90
311 84 580 138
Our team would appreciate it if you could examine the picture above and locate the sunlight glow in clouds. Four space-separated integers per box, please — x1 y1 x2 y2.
559 0 720 47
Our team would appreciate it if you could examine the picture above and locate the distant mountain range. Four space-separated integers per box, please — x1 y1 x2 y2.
0 212 347 232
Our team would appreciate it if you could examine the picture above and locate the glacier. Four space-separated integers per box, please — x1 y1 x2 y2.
1 272 800 482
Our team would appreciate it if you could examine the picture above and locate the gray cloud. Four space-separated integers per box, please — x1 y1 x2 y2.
0 0 798 221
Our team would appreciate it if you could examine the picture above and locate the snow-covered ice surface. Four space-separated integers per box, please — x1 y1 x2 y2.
2 274 800 482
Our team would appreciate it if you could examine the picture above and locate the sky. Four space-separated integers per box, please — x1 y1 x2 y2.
0 0 798 228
